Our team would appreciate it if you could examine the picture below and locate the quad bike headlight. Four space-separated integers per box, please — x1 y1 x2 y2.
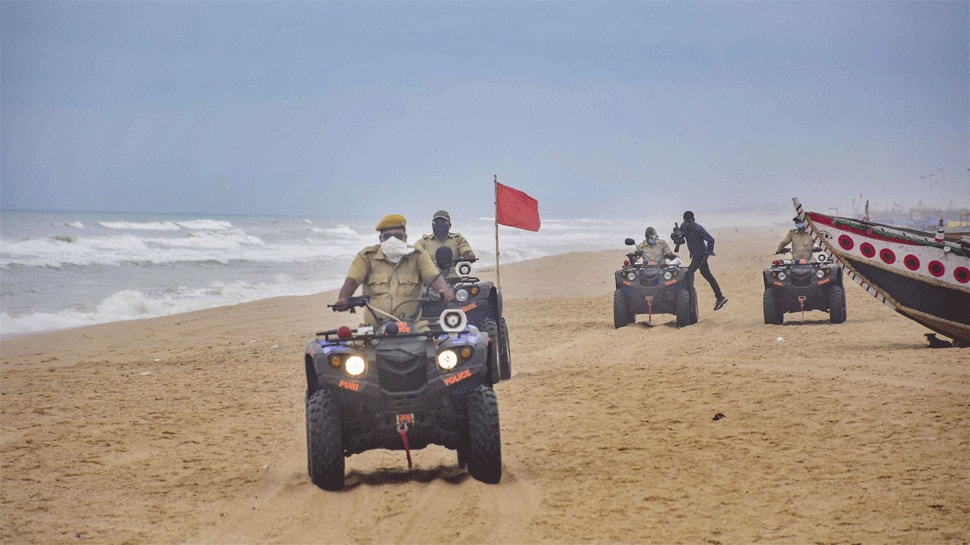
777 272 787 281
344 355 366 377
437 349 458 370
815 269 826 279
626 272 636 281
436 346 473 371
663 271 673 280
455 288 469 302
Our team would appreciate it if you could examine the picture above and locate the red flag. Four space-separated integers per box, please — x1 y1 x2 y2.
495 181 540 231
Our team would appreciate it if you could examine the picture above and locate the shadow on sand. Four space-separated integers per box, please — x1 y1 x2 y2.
344 464 471 489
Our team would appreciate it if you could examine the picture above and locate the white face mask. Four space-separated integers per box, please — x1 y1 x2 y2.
380 236 414 264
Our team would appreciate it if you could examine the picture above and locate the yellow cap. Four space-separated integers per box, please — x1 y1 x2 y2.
375 214 407 232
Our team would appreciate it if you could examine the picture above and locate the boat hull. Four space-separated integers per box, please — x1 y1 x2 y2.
803 209 970 345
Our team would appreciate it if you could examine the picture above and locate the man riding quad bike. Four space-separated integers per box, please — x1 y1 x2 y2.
421 253 512 381
304 249 503 491
762 247 846 324
613 237 698 328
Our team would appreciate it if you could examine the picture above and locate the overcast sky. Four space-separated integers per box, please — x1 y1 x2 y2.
2 1 968 220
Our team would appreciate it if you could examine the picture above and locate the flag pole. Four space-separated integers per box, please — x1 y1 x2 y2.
494 175 501 289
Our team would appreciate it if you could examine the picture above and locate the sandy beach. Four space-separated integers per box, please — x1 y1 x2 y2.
2 227 967 545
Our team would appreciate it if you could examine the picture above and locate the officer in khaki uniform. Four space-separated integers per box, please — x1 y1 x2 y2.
333 214 454 326
637 226 676 263
775 216 815 261
413 210 476 278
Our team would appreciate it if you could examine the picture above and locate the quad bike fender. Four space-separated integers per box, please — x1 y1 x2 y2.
489 285 504 319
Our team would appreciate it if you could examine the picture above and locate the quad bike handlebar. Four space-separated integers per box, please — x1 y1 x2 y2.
774 246 824 256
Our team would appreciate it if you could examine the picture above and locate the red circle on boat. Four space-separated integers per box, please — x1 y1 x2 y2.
838 235 854 251
879 248 896 264
860 242 876 258
904 255 920 271
955 267 970 284
928 260 945 277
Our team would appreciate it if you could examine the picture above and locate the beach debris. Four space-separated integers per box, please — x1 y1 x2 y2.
712 412 726 421
776 336 784 343
140 371 152 376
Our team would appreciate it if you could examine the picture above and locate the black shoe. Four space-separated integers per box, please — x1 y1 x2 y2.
714 296 728 311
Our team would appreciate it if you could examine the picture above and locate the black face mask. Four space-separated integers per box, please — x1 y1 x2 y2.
433 223 450 239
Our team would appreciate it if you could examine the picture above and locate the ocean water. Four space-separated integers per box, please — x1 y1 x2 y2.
0 211 648 338
0 209 783 338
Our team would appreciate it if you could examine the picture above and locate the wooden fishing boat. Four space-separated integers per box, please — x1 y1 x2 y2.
793 197 969 346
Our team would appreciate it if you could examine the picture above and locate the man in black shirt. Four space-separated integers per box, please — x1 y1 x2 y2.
681 210 728 311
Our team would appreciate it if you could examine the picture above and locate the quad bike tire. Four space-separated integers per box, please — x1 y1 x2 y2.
675 288 691 327
828 285 847 324
498 317 512 380
457 432 469 469
763 289 783 325
306 388 345 491
689 286 699 324
613 290 631 328
466 385 502 484
481 319 502 384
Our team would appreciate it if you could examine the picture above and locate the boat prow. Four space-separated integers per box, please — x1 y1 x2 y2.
793 197 970 346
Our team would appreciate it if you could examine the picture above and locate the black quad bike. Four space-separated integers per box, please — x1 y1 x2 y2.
421 257 512 381
762 248 846 324
304 293 502 490
613 238 698 328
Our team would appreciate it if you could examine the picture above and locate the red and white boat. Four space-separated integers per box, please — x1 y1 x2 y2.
794 197 969 346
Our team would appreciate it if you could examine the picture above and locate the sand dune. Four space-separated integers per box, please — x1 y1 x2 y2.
2 228 967 544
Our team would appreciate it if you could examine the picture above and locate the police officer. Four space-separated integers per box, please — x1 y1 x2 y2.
413 210 476 278
638 226 676 263
333 214 454 326
775 216 815 261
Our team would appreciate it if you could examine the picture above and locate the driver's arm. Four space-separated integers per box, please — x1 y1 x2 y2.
430 276 454 303
333 278 360 311
775 231 793 254
417 250 455 302
457 235 475 261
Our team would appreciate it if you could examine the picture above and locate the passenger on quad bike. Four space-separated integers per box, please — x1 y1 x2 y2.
333 213 454 327
775 216 815 261
305 286 503 490
421 250 513 381
414 210 476 278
